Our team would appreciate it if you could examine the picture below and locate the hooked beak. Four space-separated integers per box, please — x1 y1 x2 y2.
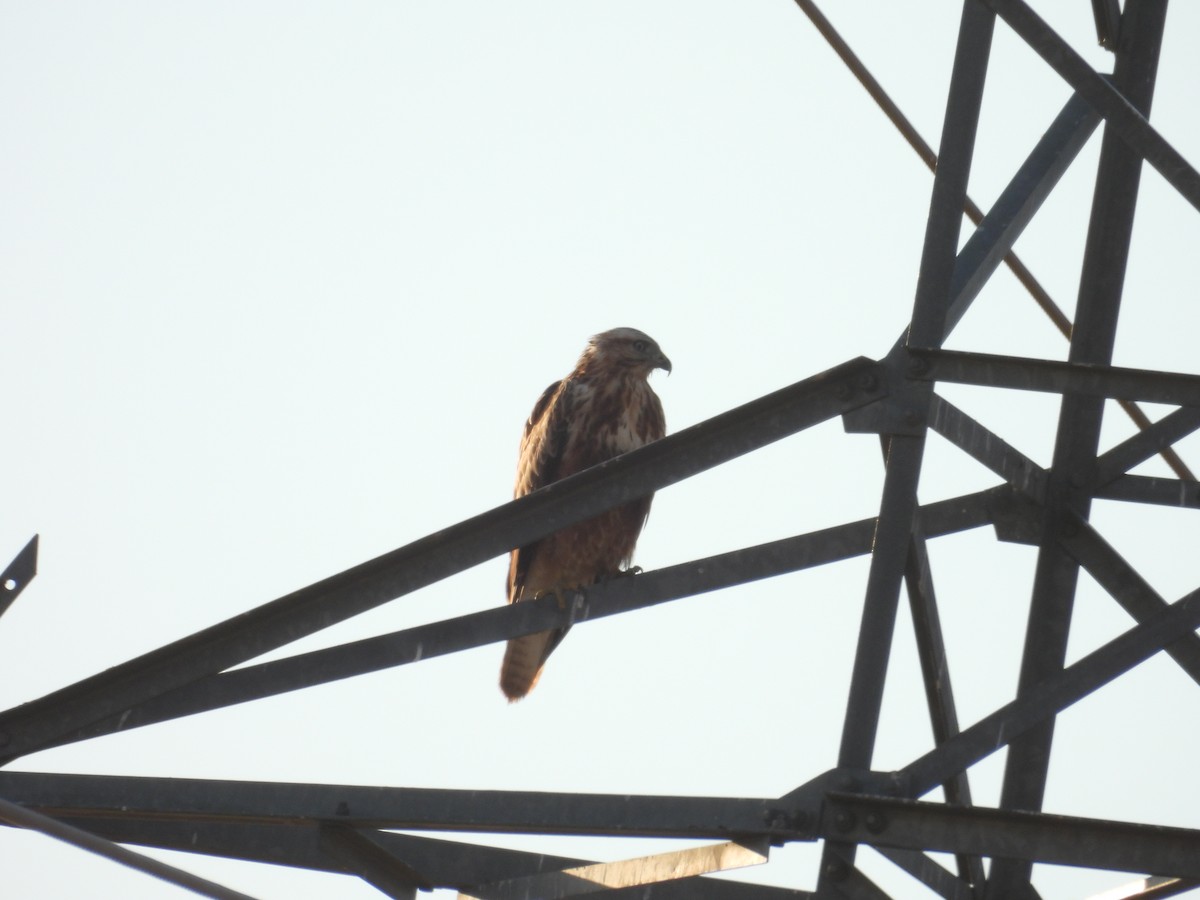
656 353 672 375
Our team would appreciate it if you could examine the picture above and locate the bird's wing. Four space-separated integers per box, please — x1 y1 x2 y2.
507 378 573 603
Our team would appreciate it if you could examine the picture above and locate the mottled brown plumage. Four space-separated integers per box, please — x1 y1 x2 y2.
500 327 670 701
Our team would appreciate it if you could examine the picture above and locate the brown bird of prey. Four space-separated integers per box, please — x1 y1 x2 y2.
500 327 670 701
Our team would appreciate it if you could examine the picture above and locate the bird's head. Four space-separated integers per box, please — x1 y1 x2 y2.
584 327 672 378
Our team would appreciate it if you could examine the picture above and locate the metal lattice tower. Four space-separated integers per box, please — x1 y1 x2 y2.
2 0 1199 897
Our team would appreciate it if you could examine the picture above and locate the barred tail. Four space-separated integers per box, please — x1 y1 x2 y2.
499 632 552 701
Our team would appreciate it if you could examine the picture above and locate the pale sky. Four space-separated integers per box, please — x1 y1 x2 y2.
2 2 1199 898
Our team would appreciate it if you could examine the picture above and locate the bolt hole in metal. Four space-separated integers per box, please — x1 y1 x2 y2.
3 579 16 591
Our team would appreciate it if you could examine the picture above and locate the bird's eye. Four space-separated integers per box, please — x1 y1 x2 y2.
633 340 648 352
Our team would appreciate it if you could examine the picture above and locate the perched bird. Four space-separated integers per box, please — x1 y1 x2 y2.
500 327 670 701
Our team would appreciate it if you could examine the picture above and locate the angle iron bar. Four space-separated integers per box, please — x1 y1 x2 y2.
34 488 1001 751
837 0 995 768
906 1 995 351
793 0 1071 342
0 355 886 764
926 394 1200 684
909 348 1200 408
1116 399 1197 482
873 846 975 900
991 6 1170 893
898 512 986 889
797 0 1191 486
982 0 1200 213
1057 518 1200 685
940 91 1100 341
0 770 797 840
928 393 1047 501
48 818 585 883
826 7 996 893
1094 475 1200 509
823 852 895 900
0 534 38 620
1093 407 1200 487
1091 0 1122 51
43 818 809 898
900 583 1200 797
317 823 427 898
822 794 1200 878
0 795 259 900
836 436 932 774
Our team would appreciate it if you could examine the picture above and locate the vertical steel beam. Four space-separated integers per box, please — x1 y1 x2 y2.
900 522 986 890
835 0 994 776
820 3 995 894
987 2 1169 896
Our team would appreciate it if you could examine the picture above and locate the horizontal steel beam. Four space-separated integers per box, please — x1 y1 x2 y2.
0 357 887 764
43 817 809 898
910 348 1200 407
1094 475 1200 509
0 771 797 841
31 488 1000 751
821 793 1200 877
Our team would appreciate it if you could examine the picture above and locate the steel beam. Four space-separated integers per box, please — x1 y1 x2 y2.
900 584 1200 798
318 824 425 899
1057 520 1200 686
32 488 999 751
1092 407 1200 487
0 356 887 764
928 393 1046 501
941 91 1099 340
0 534 38 620
1090 0 1122 51
0 795 257 900
836 0 994 774
911 349 1200 407
41 818 809 898
892 444 985 890
0 771 798 841
823 4 996 894
990 3 1170 893
874 847 974 900
1094 475 1200 509
821 794 1200 878
983 0 1200 212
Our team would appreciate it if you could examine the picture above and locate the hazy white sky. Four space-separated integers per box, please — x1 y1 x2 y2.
2 2 1199 898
